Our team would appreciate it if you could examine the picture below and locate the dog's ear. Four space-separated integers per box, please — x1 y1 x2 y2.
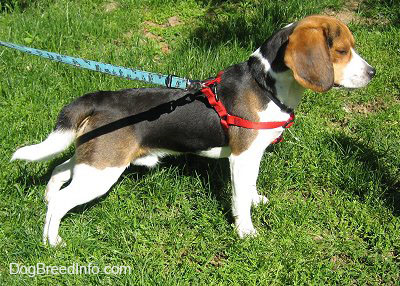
284 27 334 92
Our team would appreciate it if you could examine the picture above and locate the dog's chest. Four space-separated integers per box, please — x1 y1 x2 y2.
248 101 291 152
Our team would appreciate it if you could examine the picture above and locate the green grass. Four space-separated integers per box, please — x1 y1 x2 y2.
0 0 399 284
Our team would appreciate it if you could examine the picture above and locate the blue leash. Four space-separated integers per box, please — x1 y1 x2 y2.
0 41 197 89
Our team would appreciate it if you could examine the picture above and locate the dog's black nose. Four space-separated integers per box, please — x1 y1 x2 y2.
367 66 376 79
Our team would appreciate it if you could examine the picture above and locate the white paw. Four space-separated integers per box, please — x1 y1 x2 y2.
46 235 66 247
252 194 269 206
236 223 258 238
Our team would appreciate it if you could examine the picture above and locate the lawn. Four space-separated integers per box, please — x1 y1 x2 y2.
0 0 399 285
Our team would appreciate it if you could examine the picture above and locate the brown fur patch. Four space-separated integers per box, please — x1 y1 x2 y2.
75 113 139 169
228 89 261 155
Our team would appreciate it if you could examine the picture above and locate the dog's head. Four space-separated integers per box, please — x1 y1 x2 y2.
249 15 375 93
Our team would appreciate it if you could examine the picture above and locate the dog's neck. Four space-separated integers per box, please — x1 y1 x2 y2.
269 69 304 111
249 48 304 112
248 22 304 112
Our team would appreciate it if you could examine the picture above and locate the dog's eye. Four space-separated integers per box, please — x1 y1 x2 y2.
336 49 348 55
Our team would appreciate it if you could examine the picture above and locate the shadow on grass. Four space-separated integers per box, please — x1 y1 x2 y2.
0 0 37 13
359 0 400 27
163 154 231 209
12 151 74 195
332 133 400 216
187 0 343 50
189 1 286 50
66 156 233 225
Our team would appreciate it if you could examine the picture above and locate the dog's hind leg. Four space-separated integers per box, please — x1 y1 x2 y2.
45 157 75 203
43 163 127 247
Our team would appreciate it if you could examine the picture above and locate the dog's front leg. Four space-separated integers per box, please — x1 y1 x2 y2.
229 148 266 238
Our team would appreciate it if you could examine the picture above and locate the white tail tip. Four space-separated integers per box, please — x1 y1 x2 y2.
11 130 76 162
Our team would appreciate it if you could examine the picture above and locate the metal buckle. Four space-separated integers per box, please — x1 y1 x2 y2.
186 80 204 91
209 83 219 101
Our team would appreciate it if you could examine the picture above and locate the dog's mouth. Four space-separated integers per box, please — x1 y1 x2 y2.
333 83 357 89
333 83 362 90
333 83 343 88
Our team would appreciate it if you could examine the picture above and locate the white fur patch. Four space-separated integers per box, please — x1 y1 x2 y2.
132 154 160 168
283 22 294 28
132 149 180 168
11 130 75 162
251 48 272 72
339 48 374 88
132 147 232 167
196 146 231 159
257 102 290 142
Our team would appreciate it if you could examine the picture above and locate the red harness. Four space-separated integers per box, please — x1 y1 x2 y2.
200 72 295 144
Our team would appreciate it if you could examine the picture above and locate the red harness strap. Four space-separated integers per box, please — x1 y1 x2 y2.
200 72 295 144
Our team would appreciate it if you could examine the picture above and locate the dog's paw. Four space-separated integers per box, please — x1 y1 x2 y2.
252 194 269 206
44 235 66 248
236 224 258 238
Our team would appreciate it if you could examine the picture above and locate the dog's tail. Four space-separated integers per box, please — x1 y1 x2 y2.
11 94 95 162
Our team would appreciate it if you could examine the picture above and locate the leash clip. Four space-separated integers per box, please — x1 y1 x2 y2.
186 80 204 91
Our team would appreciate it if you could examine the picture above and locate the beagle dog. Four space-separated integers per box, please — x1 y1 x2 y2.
12 15 375 246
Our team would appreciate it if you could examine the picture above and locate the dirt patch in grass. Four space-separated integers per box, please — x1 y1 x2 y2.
166 16 182 27
123 30 133 39
103 1 119 13
141 16 183 54
323 0 361 24
323 0 389 25
209 252 227 268
328 98 389 130
143 16 183 29
142 28 170 54
331 253 353 270
343 98 389 115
